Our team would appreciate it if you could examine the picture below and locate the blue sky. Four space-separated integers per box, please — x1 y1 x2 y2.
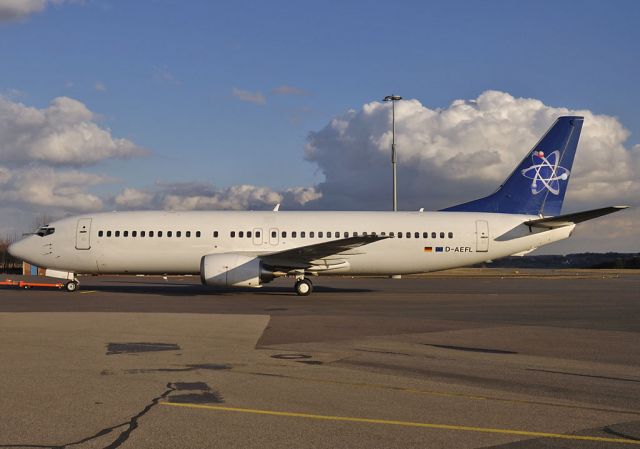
2 0 639 188
0 0 638 252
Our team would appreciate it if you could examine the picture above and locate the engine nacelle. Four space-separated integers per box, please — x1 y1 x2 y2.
200 253 274 288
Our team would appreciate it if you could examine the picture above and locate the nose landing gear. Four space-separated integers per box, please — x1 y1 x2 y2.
64 280 79 292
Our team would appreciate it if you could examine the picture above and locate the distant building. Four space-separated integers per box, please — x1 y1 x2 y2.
23 262 46 276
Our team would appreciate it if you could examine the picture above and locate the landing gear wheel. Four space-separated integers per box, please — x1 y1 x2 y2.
65 281 78 292
294 278 313 296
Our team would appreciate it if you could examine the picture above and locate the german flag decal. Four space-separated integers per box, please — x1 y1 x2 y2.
424 246 433 252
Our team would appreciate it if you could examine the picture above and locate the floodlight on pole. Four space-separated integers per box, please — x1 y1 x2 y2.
383 94 402 211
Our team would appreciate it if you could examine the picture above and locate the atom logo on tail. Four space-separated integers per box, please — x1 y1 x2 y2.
521 150 570 195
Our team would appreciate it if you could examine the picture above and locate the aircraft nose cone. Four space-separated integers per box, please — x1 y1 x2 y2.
8 239 27 260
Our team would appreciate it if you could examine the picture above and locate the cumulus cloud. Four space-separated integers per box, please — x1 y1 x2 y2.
0 95 147 229
305 90 640 213
272 85 308 96
111 183 321 211
0 95 147 166
0 165 109 212
0 0 75 23
0 0 46 22
114 188 154 209
282 186 322 205
231 88 266 105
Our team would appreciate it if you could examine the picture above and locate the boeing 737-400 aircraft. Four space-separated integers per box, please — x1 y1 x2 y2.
8 116 628 295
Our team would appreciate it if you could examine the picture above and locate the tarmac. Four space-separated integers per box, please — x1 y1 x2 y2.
0 269 639 448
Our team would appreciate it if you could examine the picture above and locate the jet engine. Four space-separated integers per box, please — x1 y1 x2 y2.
200 253 274 288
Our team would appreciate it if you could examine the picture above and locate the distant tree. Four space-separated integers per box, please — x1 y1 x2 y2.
0 233 21 273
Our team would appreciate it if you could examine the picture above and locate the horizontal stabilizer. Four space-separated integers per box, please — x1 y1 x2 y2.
524 206 629 229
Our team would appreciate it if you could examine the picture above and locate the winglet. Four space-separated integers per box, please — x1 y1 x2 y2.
273 203 280 212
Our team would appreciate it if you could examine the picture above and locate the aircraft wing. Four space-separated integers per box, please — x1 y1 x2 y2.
260 235 389 269
524 206 629 229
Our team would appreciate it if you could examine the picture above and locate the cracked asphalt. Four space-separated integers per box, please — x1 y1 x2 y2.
0 270 639 448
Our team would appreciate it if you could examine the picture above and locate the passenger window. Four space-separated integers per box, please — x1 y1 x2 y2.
344 232 349 238
271 231 276 238
247 231 252 238
115 231 120 237
213 231 218 238
141 231 145 237
363 232 368 236
282 231 287 238
231 231 236 238
353 232 358 237
398 232 402 238
256 231 261 238
176 231 181 237
381 232 386 236
167 231 172 237
196 231 201 238
319 231 323 238
390 232 395 237
149 231 154 237
132 231 137 237
310 231 315 238
440 232 445 238
124 231 129 237
431 232 436 238
414 232 419 238
327 232 332 238
406 232 410 238
107 231 112 237
448 232 454 238
239 231 244 238
301 231 305 238
423 232 428 238
158 231 163 237
186 231 191 238
98 231 103 237
292 231 297 238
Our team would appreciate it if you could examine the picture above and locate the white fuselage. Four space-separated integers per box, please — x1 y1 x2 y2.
11 210 574 276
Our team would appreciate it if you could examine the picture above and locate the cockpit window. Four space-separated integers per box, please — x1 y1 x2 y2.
36 227 55 237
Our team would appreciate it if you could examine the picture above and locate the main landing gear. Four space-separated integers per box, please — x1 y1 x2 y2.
294 278 313 296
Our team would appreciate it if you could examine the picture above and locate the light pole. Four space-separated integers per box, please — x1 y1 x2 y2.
383 95 402 211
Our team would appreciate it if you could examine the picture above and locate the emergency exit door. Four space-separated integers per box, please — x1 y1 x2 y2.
75 218 92 250
476 220 489 252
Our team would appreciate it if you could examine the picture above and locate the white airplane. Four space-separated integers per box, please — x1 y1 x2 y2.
8 116 628 295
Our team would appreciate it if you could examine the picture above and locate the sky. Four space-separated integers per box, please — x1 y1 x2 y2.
0 0 638 254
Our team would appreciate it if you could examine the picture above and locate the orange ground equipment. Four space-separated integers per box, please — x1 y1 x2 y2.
0 278 76 291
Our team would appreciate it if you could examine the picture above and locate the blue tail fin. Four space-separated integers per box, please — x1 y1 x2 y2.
443 116 583 216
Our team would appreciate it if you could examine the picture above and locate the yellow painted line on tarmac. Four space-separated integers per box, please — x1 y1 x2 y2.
234 371 640 416
79 290 96 294
161 402 640 445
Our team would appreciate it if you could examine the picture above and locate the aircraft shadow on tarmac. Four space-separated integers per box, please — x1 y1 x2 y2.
76 280 373 297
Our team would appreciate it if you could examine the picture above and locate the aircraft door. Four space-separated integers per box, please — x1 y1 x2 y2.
253 228 263 245
476 220 489 252
269 228 279 245
76 218 92 250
